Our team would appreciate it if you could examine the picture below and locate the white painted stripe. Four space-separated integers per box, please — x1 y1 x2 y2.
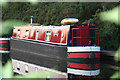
0 50 10 53
67 46 100 52
0 38 10 40
67 68 100 76
12 59 67 76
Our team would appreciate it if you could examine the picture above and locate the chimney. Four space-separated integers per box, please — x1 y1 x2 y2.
31 16 33 24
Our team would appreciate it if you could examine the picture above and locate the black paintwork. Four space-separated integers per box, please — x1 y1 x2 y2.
11 38 67 72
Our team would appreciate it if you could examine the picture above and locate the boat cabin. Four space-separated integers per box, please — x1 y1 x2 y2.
12 24 99 46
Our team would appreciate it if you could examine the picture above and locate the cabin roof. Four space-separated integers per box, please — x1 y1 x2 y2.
14 25 70 29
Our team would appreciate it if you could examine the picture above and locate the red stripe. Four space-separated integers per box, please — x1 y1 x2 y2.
0 41 7 43
95 64 100 69
95 53 100 58
0 47 7 50
67 52 100 58
68 62 89 69
67 53 89 58
68 62 100 70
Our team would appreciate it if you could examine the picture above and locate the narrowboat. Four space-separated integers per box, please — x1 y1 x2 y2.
10 18 100 78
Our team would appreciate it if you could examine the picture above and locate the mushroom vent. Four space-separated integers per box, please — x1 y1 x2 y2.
61 18 79 24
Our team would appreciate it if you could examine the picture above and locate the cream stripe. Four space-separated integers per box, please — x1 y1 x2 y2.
67 68 100 76
67 46 100 52
0 38 10 40
0 50 10 53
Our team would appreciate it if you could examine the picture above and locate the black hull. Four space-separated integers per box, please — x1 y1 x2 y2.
10 38 67 72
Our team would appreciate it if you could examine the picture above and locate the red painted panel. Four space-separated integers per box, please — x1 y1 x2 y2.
37 28 68 44
68 62 100 70
13 26 69 45
67 52 100 58
67 53 89 58
51 30 62 43
12 28 17 37
37 28 44 41
76 26 89 46
95 53 100 58
68 62 89 69
33 29 37 39
0 41 7 43
95 64 100 69
0 47 7 50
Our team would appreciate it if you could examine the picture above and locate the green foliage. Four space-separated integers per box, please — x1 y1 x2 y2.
28 0 39 5
114 46 120 61
2 60 13 78
0 0 8 7
99 64 116 79
82 5 119 50
99 22 119 50
110 71 120 79
99 6 119 25
98 5 120 50
1 2 120 79
0 0 39 7
0 61 2 80
1 2 120 50
2 2 102 25
1 20 28 37
98 5 120 79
